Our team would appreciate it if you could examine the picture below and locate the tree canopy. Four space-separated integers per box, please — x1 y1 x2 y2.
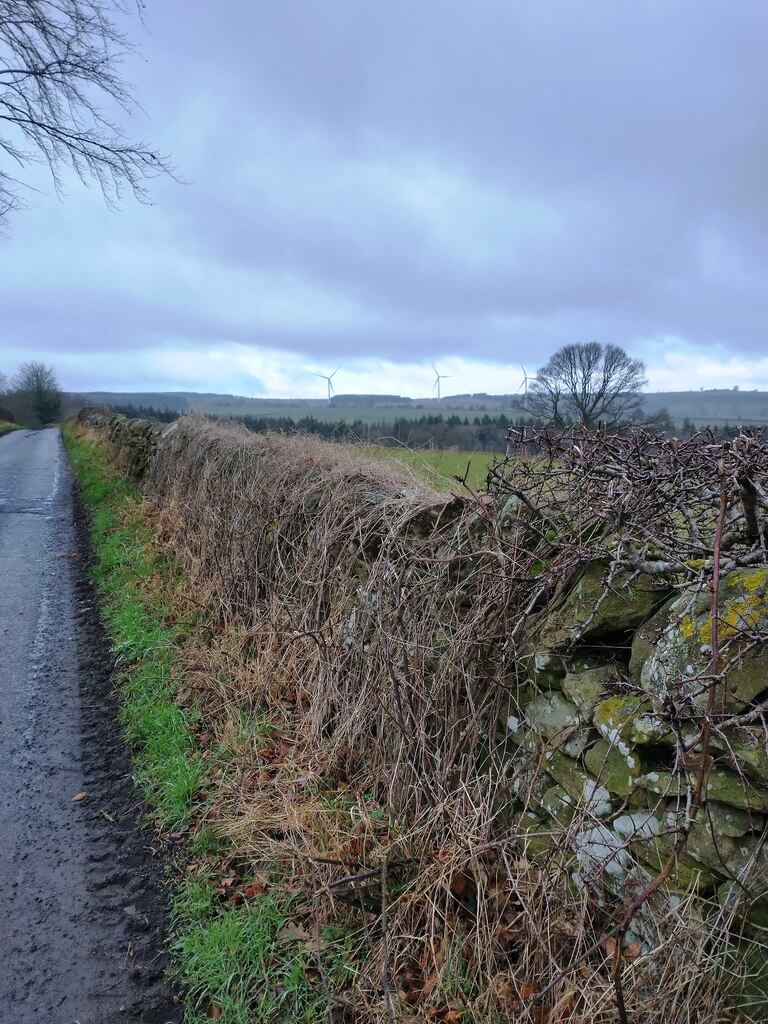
530 342 647 429
9 359 62 424
0 0 172 224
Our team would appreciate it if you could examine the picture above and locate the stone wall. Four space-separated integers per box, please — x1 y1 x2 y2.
506 560 768 936
75 410 768 955
78 406 165 481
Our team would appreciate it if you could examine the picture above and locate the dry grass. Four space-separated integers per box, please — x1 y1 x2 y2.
103 415 768 1021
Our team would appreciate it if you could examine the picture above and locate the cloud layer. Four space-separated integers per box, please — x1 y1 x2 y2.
1 1 765 395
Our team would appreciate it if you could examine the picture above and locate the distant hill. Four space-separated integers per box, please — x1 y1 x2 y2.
70 388 768 428
639 389 768 427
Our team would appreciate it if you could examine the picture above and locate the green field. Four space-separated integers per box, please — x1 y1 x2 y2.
369 446 493 492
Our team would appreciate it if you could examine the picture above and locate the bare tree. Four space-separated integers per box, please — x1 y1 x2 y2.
10 359 61 424
0 0 172 224
530 341 647 429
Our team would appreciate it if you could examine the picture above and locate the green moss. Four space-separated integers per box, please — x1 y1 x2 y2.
584 739 644 796
592 695 650 743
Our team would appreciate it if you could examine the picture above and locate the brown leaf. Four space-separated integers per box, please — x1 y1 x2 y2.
71 792 87 803
278 922 311 942
449 871 475 899
421 974 438 998
206 1004 223 1019
243 880 267 899
520 980 539 999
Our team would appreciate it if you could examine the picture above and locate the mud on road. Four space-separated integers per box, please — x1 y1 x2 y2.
0 429 182 1024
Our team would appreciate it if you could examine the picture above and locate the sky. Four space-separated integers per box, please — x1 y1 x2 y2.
1 1 767 399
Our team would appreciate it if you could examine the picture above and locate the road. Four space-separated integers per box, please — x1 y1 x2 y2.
0 429 180 1023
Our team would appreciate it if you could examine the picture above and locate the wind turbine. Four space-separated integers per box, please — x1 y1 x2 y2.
518 364 537 410
314 367 339 406
431 363 452 401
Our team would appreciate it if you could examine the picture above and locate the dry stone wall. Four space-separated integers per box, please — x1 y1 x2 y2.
76 409 768 953
508 561 768 934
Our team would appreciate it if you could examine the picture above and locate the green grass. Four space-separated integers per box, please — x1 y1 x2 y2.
63 426 201 827
0 420 23 436
368 445 492 492
63 424 364 1023
170 878 346 1024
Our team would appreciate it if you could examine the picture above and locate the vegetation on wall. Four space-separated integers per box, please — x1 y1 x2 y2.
75 406 768 1022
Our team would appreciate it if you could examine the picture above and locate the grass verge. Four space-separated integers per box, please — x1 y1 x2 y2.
0 420 24 436
64 422 362 1023
64 423 201 828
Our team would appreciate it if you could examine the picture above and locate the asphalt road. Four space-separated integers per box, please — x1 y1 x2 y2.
0 429 180 1024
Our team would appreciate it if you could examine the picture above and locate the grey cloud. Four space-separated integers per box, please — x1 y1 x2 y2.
1 0 765 375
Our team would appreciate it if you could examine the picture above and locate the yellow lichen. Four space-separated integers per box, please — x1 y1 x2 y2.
680 614 696 639
694 568 768 645
737 566 768 592
698 596 765 645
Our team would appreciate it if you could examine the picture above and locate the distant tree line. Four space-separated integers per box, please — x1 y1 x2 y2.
109 403 179 423
107 400 751 450
108 403 532 452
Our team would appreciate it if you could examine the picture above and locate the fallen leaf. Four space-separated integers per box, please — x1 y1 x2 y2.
72 792 87 803
449 871 475 898
520 980 539 1000
421 974 438 998
243 880 267 899
206 1003 223 1019
278 922 312 942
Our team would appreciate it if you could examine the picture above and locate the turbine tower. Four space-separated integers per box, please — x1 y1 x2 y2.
518 364 537 410
314 367 339 406
431 363 452 401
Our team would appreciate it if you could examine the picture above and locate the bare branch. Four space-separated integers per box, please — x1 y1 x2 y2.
0 0 174 224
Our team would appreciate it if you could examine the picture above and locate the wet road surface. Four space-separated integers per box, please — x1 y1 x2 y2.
0 429 180 1023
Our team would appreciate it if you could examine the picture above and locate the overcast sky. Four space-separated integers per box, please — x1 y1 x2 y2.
1 1 766 398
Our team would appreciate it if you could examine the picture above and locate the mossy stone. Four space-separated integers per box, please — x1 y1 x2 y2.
711 726 768 785
526 649 568 689
629 596 676 680
538 561 669 650
562 664 621 719
639 567 768 712
525 692 581 739
636 769 768 812
514 811 555 858
637 834 719 891
592 694 650 743
584 738 644 796
541 784 578 826
540 749 613 816
699 801 764 838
